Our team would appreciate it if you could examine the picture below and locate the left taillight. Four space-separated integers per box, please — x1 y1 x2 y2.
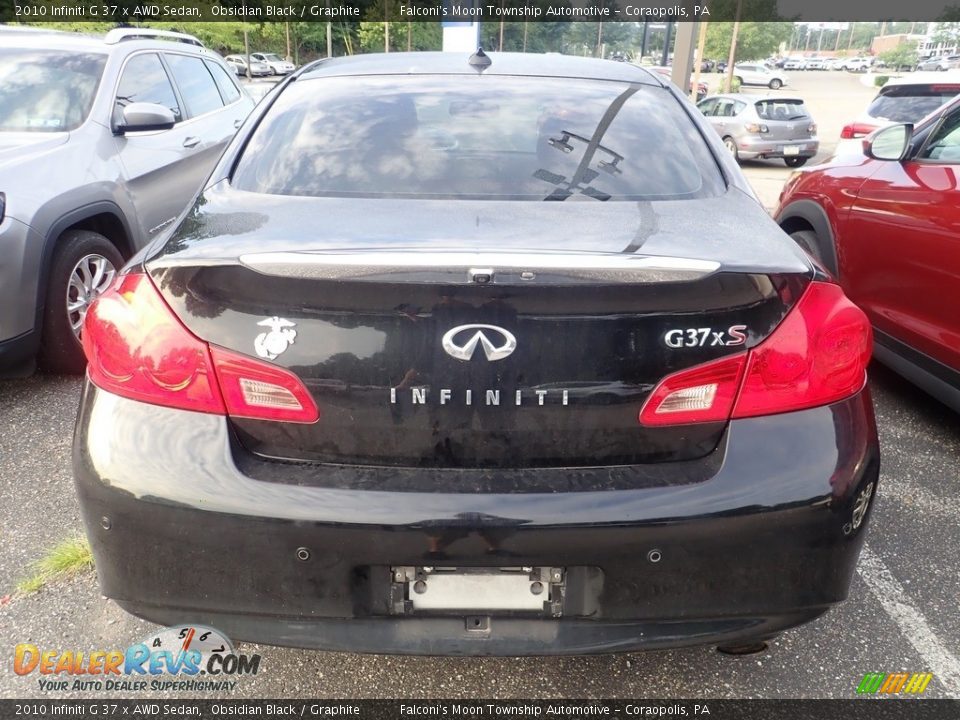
82 273 319 424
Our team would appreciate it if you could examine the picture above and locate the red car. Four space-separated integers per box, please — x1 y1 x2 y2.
776 95 960 412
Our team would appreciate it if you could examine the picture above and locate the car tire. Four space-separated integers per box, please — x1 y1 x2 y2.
788 229 824 265
722 136 740 162
38 230 123 374
769 78 783 90
784 157 808 168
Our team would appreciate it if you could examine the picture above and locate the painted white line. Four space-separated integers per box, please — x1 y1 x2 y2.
857 544 960 696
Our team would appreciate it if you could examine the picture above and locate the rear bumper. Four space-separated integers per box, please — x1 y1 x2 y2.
737 137 819 160
73 383 880 655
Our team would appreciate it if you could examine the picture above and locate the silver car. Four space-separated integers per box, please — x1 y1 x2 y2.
917 54 960 71
251 52 296 76
225 54 272 77
0 28 254 375
698 94 819 167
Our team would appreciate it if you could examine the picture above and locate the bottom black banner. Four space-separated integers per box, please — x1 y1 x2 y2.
1 700 957 720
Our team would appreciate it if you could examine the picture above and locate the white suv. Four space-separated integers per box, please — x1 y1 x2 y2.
838 57 872 72
733 63 789 90
834 72 960 156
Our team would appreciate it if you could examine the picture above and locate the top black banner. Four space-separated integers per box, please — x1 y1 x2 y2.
3 0 960 22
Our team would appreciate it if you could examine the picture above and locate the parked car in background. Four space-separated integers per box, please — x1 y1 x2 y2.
74 51 878 657
700 59 716 73
874 58 917 72
698 94 819 166
783 57 807 71
0 27 254 375
916 54 960 72
777 96 960 412
716 60 728 73
805 57 827 71
225 54 271 77
251 52 296 75
650 66 708 101
838 57 873 72
834 73 960 156
733 63 788 89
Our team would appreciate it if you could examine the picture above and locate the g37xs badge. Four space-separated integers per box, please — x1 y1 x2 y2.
254 317 297 360
664 325 747 348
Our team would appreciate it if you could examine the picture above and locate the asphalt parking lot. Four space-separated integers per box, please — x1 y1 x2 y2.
2 69 958 701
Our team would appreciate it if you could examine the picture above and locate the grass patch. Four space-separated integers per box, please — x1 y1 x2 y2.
17 536 94 594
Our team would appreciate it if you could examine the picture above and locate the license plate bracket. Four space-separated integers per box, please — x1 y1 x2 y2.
390 566 565 617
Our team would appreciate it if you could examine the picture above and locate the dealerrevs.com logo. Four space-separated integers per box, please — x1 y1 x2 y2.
13 625 261 692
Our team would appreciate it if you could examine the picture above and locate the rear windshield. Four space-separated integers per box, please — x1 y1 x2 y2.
232 75 725 201
868 84 960 123
0 49 106 132
755 99 810 121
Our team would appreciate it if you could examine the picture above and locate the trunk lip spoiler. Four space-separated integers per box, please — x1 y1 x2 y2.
235 251 721 284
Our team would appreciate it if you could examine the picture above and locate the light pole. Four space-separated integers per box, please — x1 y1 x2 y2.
724 0 743 93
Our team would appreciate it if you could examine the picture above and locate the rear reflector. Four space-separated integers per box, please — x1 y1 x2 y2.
639 281 871 426
82 273 318 424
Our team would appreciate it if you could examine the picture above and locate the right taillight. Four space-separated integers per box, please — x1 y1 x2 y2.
840 122 878 139
639 281 871 426
83 272 319 424
732 281 871 417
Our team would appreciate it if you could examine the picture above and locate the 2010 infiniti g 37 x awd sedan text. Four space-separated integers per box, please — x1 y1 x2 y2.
74 52 880 656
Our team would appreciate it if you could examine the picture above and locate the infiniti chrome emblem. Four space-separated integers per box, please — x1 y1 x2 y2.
441 324 516 362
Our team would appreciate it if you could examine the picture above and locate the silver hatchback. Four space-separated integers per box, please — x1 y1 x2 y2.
697 94 819 167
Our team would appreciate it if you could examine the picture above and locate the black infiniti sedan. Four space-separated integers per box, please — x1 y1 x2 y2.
74 51 879 655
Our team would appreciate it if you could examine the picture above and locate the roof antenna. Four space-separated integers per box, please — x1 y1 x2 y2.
468 47 492 72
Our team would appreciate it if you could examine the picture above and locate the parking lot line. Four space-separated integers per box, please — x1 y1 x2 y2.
857 544 960 694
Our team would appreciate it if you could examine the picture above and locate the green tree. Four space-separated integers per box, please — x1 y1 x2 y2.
358 21 440 52
705 22 792 63
933 22 960 48
878 41 918 70
560 21 639 58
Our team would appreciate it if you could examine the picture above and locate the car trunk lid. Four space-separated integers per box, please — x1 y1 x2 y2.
146 186 811 469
